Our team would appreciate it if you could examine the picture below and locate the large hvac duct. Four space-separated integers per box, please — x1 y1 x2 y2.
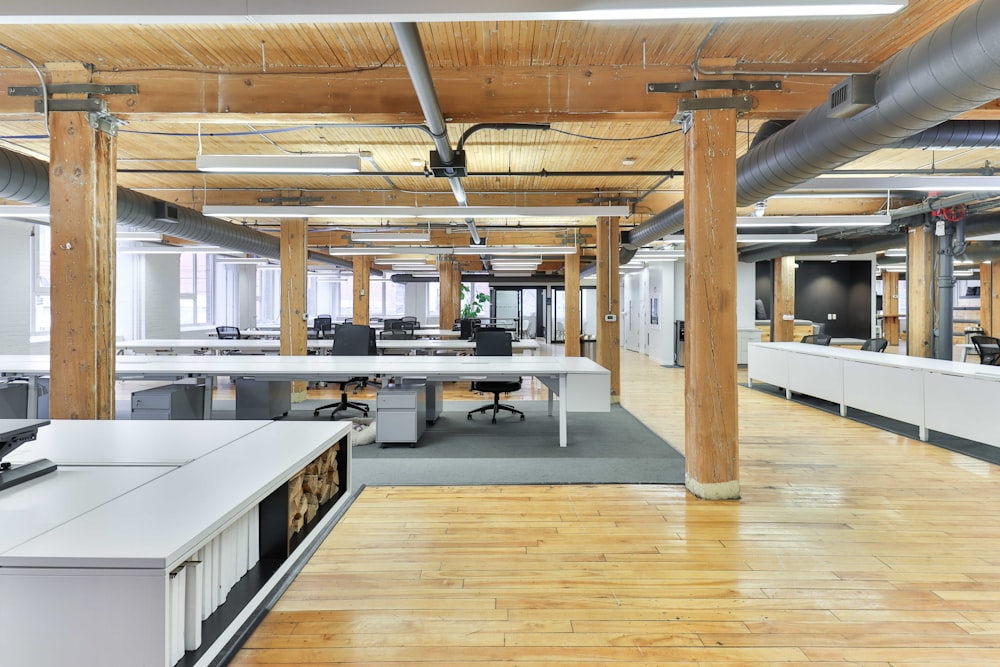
0 146 353 269
625 0 1000 251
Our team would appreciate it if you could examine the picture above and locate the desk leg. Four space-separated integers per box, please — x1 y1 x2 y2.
558 375 567 448
919 423 928 441
547 386 554 417
199 377 214 419
25 377 38 419
840 402 847 417
785 387 792 400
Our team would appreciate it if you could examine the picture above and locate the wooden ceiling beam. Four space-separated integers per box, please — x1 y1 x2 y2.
0 65 865 121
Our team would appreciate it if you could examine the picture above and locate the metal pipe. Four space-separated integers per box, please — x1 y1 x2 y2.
936 229 954 360
392 22 481 245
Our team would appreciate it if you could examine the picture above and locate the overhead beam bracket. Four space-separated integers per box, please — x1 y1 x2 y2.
647 80 781 94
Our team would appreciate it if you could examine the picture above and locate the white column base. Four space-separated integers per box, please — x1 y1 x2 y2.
685 475 740 500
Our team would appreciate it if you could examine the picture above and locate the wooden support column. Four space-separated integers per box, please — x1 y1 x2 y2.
682 94 740 501
352 256 371 326
438 257 458 328
771 257 796 342
564 247 582 356
882 271 901 345
595 217 620 401
280 219 308 400
48 110 117 420
907 224 935 358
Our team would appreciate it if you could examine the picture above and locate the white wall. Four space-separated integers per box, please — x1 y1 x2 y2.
143 254 181 338
0 221 33 354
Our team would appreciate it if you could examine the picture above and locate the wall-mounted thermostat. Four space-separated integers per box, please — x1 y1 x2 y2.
604 314 617 322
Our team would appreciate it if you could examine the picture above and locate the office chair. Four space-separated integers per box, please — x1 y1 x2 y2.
459 318 481 340
216 326 241 339
467 328 525 424
971 335 1000 365
313 315 333 339
860 337 888 353
801 333 832 346
313 324 377 419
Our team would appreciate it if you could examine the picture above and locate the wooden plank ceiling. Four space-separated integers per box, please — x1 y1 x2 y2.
0 0 992 275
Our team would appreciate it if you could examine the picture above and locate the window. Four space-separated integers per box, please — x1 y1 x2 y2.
256 268 281 325
179 252 214 325
30 226 51 334
369 277 407 319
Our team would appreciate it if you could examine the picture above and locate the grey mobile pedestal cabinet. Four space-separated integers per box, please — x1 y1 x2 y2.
131 384 205 419
375 383 426 447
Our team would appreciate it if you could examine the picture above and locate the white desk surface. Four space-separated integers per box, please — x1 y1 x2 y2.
239 327 462 339
4 420 272 466
0 421 351 570
117 337 538 354
0 466 171 556
751 342 1000 379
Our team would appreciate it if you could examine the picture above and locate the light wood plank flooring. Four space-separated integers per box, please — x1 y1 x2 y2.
230 348 1000 666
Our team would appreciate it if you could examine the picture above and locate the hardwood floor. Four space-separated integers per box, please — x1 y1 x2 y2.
229 348 1000 666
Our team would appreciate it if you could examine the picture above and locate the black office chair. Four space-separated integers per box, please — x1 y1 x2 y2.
216 326 241 339
313 324 377 419
467 329 524 424
313 315 333 339
801 333 832 346
860 337 888 353
459 317 481 340
971 335 1000 365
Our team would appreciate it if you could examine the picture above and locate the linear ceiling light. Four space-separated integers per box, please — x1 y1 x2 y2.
116 231 164 242
325 247 386 256
350 231 431 243
0 205 50 220
2 1 905 24
736 215 891 228
196 154 361 174
453 246 576 256
790 176 1000 192
736 234 818 243
117 246 240 255
201 205 629 219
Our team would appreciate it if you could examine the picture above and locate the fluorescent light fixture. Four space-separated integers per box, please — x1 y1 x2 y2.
454 245 576 256
736 234 818 243
736 215 891 228
216 257 271 265
3 1 905 24
117 245 240 255
202 205 628 219
884 248 907 257
880 266 907 272
196 154 361 174
116 231 164 242
350 231 431 243
325 247 385 256
0 205 50 220
791 176 1000 192
954 269 976 277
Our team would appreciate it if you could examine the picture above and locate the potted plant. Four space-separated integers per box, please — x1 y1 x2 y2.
460 283 490 319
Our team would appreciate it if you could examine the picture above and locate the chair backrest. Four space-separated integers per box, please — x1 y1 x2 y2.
971 335 1000 364
860 337 888 353
474 328 513 356
755 298 767 320
332 324 376 356
216 325 241 340
459 318 481 340
801 333 832 346
379 329 415 340
313 315 333 338
383 318 402 331
401 316 419 324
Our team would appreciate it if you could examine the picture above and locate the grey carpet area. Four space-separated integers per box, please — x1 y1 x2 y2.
116 397 686 489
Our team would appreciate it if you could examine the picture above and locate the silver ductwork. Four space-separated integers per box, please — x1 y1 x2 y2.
625 0 1000 251
393 22 482 246
0 146 353 269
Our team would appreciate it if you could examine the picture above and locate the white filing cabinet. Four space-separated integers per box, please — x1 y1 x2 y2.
375 384 427 447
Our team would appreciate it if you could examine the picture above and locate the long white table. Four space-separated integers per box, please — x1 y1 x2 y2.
0 354 610 447
747 342 1000 447
0 419 352 667
237 327 462 339
118 337 539 355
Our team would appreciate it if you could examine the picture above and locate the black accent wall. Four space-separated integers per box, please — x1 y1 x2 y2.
756 260 872 338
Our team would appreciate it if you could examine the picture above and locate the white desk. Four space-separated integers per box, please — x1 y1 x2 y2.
0 354 610 448
118 337 539 355
747 342 1000 447
0 420 352 667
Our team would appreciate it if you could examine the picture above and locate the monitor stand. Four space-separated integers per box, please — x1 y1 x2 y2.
0 419 55 492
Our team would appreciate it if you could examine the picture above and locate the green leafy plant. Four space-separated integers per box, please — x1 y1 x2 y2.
460 283 490 319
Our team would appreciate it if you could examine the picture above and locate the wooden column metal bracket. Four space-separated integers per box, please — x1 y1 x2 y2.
9 83 137 111
648 80 781 128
